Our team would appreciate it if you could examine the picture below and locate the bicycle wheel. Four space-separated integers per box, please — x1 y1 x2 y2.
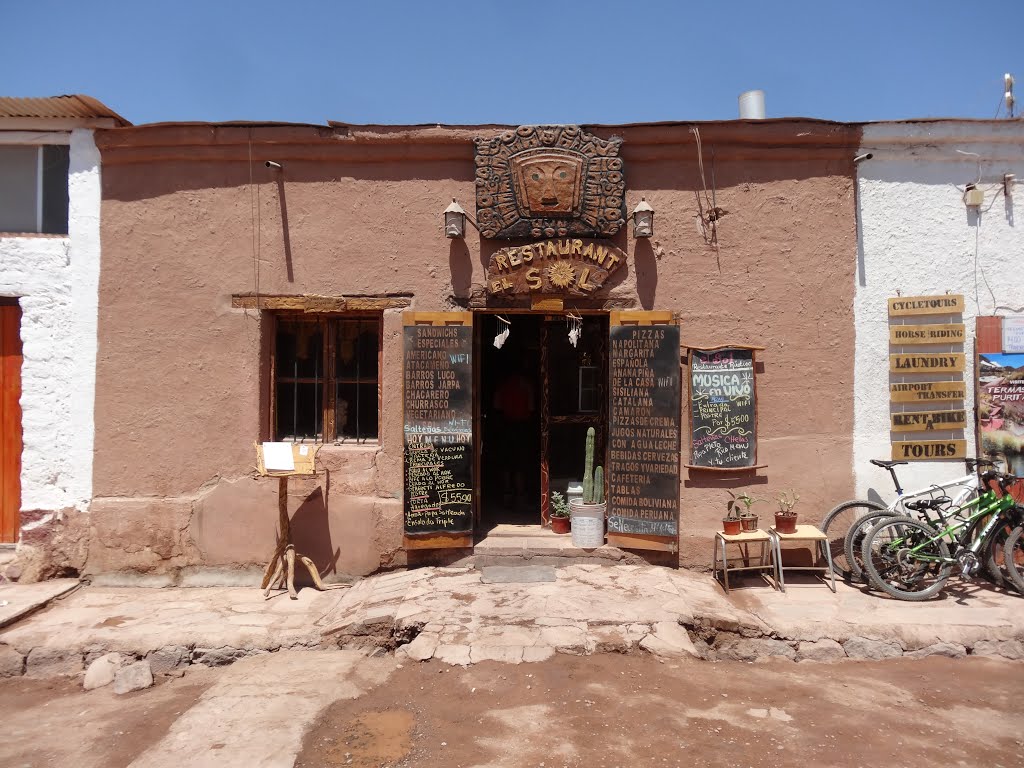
845 510 901 585
819 499 887 581
1002 525 1024 594
862 518 951 601
983 522 1015 588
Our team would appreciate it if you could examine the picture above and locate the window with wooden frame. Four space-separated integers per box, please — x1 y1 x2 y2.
272 314 381 443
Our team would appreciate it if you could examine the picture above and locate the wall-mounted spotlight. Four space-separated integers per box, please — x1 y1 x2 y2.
444 199 467 238
631 198 654 238
265 161 282 169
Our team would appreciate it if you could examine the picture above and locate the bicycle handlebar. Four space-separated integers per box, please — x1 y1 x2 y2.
980 469 1020 495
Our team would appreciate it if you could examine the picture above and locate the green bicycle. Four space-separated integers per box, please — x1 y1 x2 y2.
861 472 1024 601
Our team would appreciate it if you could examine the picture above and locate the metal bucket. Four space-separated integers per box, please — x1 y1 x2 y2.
569 499 606 549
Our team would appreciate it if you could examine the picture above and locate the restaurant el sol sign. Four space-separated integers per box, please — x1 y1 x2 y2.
485 238 626 296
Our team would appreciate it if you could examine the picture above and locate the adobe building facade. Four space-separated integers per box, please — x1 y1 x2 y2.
73 118 862 579
11 112 1024 582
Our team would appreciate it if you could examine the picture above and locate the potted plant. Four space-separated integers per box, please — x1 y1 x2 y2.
568 427 607 547
726 491 760 532
722 501 743 536
549 491 571 534
774 490 800 534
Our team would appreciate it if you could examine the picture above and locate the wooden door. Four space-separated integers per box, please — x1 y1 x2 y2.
0 301 22 543
402 312 475 550
606 311 681 552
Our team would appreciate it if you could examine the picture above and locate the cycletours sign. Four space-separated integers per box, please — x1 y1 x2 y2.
688 347 758 470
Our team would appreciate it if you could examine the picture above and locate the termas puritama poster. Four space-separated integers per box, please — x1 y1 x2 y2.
978 353 1024 474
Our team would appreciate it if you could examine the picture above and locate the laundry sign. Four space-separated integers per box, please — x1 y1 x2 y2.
889 353 965 373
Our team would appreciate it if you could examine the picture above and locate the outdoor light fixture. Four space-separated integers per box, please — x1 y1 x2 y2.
444 199 467 238
631 198 654 238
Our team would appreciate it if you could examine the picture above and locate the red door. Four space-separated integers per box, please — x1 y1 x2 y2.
1 301 22 543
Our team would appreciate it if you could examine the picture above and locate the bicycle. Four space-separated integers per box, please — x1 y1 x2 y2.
820 458 988 582
842 461 1022 591
860 471 1024 601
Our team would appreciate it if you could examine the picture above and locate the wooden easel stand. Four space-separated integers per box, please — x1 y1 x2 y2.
261 475 326 599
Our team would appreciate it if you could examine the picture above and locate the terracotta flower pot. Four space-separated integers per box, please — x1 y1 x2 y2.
550 515 571 534
774 512 797 534
722 518 742 536
739 514 759 532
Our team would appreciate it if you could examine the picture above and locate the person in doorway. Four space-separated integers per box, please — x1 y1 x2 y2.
493 361 536 507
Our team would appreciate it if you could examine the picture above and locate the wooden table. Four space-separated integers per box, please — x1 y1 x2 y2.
767 524 837 593
712 528 774 593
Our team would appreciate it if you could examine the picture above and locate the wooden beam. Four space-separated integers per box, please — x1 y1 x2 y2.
232 294 412 312
607 532 678 553
403 534 473 550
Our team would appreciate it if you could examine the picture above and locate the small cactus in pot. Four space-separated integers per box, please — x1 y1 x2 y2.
726 491 761 533
774 490 800 534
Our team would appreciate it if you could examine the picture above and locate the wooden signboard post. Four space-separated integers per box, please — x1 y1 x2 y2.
887 295 965 316
889 323 966 345
890 410 968 432
402 313 475 549
888 294 968 461
891 439 967 461
889 381 966 403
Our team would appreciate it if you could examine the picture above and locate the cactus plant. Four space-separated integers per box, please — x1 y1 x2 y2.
594 465 605 504
582 427 595 503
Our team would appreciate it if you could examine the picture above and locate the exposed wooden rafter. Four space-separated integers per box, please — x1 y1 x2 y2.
231 294 412 312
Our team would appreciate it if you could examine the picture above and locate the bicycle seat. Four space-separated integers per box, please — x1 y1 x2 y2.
870 459 909 469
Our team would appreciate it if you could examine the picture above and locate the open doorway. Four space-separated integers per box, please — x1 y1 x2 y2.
479 313 541 527
543 314 609 521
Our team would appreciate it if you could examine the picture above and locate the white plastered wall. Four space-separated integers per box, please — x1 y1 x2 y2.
854 121 1024 500
0 128 100 521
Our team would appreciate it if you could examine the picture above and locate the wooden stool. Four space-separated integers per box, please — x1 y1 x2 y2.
768 524 836 593
712 528 775 593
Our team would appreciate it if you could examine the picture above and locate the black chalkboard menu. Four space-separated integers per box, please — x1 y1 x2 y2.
607 324 681 538
403 325 474 535
688 348 757 469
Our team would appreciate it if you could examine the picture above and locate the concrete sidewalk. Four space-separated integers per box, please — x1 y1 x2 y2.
1 564 1022 678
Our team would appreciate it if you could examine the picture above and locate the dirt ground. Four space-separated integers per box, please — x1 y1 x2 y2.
0 667 215 767
295 654 1024 768
2 654 1023 768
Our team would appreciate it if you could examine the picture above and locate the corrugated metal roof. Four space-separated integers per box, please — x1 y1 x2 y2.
0 94 130 126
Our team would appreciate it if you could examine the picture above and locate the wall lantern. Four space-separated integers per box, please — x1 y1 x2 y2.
444 199 467 238
631 198 654 238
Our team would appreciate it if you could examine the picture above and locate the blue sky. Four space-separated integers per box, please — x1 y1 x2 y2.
3 0 1021 126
